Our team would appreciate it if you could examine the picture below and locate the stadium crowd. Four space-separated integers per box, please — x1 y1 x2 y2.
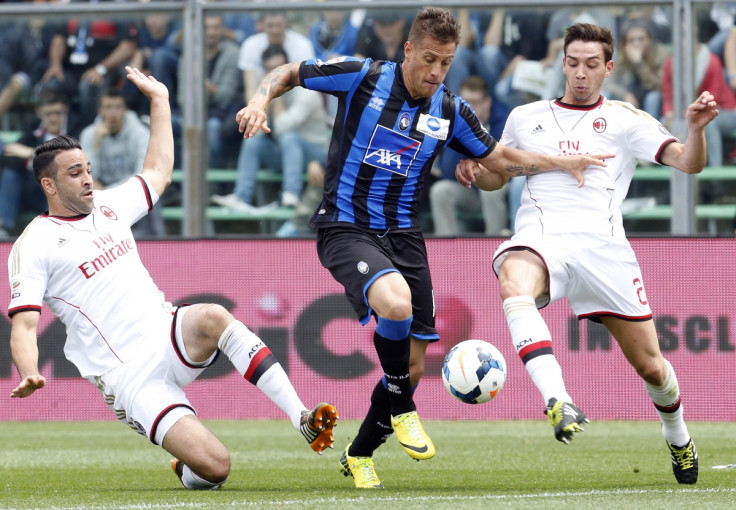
1 1 735 237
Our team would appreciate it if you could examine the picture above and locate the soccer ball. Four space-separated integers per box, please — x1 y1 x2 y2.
441 339 507 404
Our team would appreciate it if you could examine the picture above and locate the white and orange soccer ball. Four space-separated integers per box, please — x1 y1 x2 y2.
441 339 507 404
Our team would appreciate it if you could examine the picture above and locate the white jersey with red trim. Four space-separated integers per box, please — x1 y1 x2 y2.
501 97 678 237
7 175 170 379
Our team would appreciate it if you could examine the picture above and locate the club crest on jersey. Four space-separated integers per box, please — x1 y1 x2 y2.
593 117 607 133
363 125 421 176
417 113 449 140
100 205 118 221
368 96 385 111
398 112 411 131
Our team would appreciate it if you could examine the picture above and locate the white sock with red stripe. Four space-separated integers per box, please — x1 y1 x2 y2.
218 320 306 428
645 359 690 446
504 296 572 404
180 464 225 490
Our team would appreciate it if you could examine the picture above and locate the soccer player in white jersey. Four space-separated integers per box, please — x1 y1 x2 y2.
6 66 338 490
456 23 719 485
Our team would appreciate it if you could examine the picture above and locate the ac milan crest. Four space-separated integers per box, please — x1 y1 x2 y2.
593 117 607 133
100 206 118 221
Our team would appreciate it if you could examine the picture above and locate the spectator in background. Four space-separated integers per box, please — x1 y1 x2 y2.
42 11 138 128
429 76 511 236
720 11 736 93
663 23 736 166
707 2 736 59
275 159 326 238
442 8 493 96
605 17 669 118
0 1 60 121
79 88 165 236
212 0 256 45
504 6 618 106
238 13 315 103
477 8 555 110
622 6 672 43
353 10 412 61
308 9 362 119
177 14 242 169
309 10 361 61
123 13 181 115
0 90 74 237
212 44 330 211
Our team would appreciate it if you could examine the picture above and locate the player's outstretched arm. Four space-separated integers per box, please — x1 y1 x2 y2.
661 91 719 174
455 159 509 191
236 62 301 139
9 310 45 398
125 66 174 198
459 145 614 190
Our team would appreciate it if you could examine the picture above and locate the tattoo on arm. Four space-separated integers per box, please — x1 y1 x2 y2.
505 164 542 177
259 63 299 99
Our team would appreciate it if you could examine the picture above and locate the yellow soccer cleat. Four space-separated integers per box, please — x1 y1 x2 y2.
667 439 698 484
339 443 383 489
545 398 590 444
391 410 435 460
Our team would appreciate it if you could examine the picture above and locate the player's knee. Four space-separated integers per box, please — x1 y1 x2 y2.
409 362 424 385
634 357 666 386
497 279 526 301
378 298 412 321
199 304 235 336
197 449 231 483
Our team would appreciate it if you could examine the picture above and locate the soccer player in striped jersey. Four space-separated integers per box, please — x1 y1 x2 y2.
236 8 611 489
457 23 718 485
6 67 337 490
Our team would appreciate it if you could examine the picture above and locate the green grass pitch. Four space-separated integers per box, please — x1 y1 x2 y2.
1 419 735 509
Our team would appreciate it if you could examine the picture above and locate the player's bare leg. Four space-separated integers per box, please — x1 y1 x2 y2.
164 415 230 489
603 317 697 483
499 250 588 443
182 304 338 451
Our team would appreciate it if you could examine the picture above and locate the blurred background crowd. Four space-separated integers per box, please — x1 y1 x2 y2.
1 0 735 238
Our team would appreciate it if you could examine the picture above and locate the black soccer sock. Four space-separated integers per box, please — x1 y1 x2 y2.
373 316 414 415
349 379 394 457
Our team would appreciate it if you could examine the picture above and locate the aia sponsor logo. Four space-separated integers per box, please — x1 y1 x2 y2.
363 125 421 176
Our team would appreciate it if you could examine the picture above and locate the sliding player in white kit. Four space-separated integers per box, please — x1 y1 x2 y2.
6 67 337 490
456 24 719 485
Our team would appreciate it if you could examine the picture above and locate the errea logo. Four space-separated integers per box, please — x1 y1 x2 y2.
368 96 384 111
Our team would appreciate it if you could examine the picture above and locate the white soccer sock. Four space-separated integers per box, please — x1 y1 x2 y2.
645 359 690 446
218 321 306 428
180 464 225 490
504 296 573 405
256 364 307 428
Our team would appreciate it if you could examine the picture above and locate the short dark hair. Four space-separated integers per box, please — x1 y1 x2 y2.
459 75 489 97
564 23 615 63
99 87 127 107
261 43 288 63
408 7 460 46
33 134 81 184
35 89 68 108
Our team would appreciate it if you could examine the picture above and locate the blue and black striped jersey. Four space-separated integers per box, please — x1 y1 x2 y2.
300 57 496 232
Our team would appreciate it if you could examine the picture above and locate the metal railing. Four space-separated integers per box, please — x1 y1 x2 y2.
0 0 704 235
